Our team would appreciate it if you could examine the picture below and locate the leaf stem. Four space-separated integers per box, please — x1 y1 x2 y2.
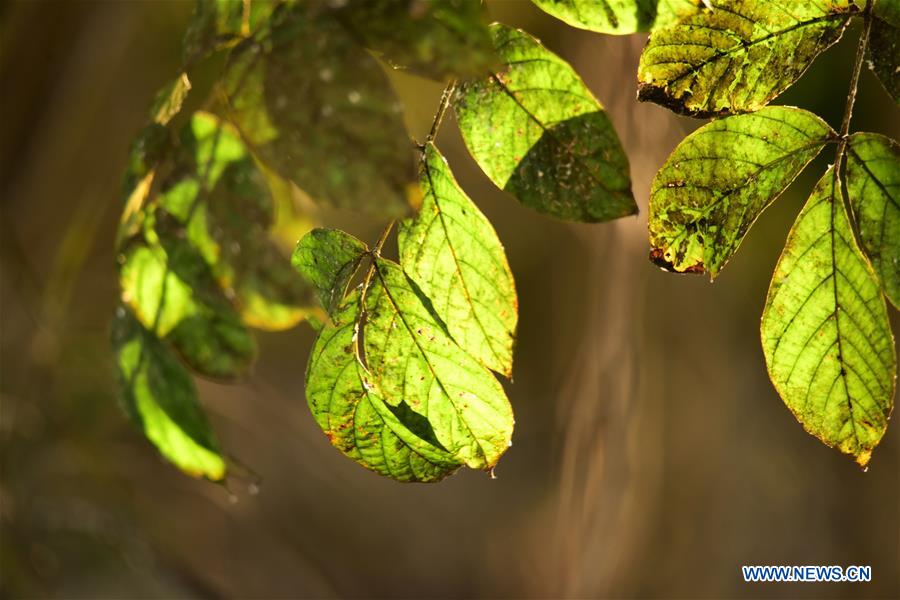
835 0 873 172
423 80 457 148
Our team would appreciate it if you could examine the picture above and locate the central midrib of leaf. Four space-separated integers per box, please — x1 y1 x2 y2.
371 262 490 463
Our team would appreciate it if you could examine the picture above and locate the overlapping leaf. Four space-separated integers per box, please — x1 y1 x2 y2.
531 0 702 34
761 168 896 467
113 305 226 480
293 227 369 317
454 23 636 223
846 132 900 307
222 1 414 215
648 107 833 276
638 1 854 117
399 143 517 376
334 0 497 80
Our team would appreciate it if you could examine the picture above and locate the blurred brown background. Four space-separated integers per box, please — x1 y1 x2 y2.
1 1 898 598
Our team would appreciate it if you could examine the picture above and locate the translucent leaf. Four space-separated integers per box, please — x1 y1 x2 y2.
846 132 900 307
119 235 257 380
399 143 518 376
222 2 414 215
638 1 854 117
113 305 226 480
305 292 462 482
867 15 900 104
454 23 636 223
334 0 497 80
648 107 833 277
761 168 896 467
363 257 514 470
530 0 703 34
292 228 369 317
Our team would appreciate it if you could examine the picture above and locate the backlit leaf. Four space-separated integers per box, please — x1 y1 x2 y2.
454 23 636 223
222 2 414 215
363 257 514 470
305 292 462 482
846 132 900 307
648 107 833 276
292 228 369 317
638 1 854 117
530 0 703 34
113 305 226 480
761 168 896 467
335 0 497 80
399 143 518 376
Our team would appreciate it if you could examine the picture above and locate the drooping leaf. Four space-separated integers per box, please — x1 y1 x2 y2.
761 168 896 467
363 257 514 470
846 132 900 307
334 0 497 80
649 107 833 276
530 0 703 34
112 305 226 480
454 23 636 223
222 1 414 215
399 143 517 376
637 1 854 117
119 234 257 380
868 15 900 104
305 291 462 482
292 228 369 317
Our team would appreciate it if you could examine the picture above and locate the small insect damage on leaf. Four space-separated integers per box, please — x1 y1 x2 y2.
649 248 705 274
636 83 743 119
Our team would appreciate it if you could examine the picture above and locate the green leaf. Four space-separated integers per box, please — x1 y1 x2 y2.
868 15 900 104
454 23 636 223
648 106 833 276
222 2 414 215
637 1 854 117
399 143 518 376
292 228 369 317
761 167 896 467
305 291 462 482
119 235 257 380
113 305 226 480
846 132 900 307
334 0 498 80
363 257 514 470
530 0 703 34
182 0 277 64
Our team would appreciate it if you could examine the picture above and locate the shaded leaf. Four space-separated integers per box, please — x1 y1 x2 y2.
222 2 414 215
293 228 369 317
649 107 833 276
530 0 703 34
638 1 854 117
363 257 514 470
182 0 277 64
399 143 517 376
846 132 900 307
761 168 896 467
305 291 462 482
867 15 900 104
454 23 635 222
113 305 226 480
335 0 497 80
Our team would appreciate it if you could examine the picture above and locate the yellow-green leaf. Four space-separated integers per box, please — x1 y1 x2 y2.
292 228 369 317
761 168 896 467
531 0 703 34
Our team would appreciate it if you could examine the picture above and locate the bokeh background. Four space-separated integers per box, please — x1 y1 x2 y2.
2 1 898 598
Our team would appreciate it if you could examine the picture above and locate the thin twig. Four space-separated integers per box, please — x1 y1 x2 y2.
834 0 873 174
422 80 457 148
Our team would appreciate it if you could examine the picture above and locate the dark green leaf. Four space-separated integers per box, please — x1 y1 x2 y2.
292 228 369 317
222 2 414 215
454 23 635 223
530 0 703 34
846 132 900 307
399 143 517 376
335 0 497 80
305 291 462 482
761 168 896 467
182 0 278 64
113 305 226 480
868 16 900 104
649 107 833 276
638 1 854 117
